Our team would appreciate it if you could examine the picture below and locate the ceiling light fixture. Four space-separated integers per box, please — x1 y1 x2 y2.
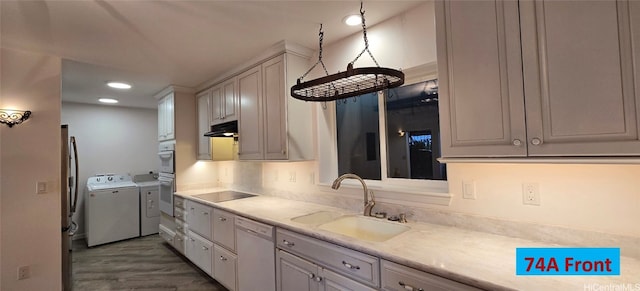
343 14 362 26
98 98 119 104
107 82 132 89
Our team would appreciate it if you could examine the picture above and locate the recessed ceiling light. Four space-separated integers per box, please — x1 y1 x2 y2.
98 98 119 104
107 82 132 89
343 14 362 26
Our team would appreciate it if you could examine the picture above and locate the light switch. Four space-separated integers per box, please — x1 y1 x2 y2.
37 181 48 194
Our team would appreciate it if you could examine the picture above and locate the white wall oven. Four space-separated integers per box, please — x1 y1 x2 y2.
158 141 175 216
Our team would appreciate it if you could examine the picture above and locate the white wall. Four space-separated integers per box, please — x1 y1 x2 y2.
61 102 158 238
1 48 62 291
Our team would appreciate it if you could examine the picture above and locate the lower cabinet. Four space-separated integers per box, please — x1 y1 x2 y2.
213 244 238 291
186 231 213 276
381 260 481 291
276 250 376 291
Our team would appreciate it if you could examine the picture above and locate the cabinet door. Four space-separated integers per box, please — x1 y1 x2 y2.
213 244 237 291
520 0 640 156
164 93 175 140
436 0 527 157
276 250 319 291
210 85 223 125
158 98 165 140
212 208 236 251
186 201 212 240
262 55 287 159
188 232 213 275
197 90 212 160
238 65 264 160
223 77 238 121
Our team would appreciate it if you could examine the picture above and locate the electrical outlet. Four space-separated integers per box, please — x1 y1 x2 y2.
462 180 476 199
522 183 540 206
17 265 30 280
309 172 315 184
289 171 296 183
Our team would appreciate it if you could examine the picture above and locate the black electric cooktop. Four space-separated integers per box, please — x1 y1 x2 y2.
193 191 257 203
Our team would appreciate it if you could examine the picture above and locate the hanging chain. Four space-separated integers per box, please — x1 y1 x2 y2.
300 24 330 80
351 1 380 67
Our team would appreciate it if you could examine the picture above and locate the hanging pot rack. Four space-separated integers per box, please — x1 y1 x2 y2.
290 2 404 102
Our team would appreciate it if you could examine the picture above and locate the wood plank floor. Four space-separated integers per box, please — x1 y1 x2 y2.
72 235 228 291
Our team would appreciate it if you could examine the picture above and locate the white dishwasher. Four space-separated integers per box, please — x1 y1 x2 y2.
85 174 140 247
236 216 276 291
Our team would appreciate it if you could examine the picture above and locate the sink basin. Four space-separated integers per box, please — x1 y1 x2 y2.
291 211 343 225
318 215 410 242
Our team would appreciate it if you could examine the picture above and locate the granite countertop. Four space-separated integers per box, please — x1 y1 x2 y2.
175 190 640 291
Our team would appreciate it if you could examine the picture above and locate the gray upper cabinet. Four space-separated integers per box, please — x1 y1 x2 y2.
437 0 640 158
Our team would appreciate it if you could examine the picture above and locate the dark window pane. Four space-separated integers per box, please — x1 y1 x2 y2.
336 92 381 180
385 80 447 180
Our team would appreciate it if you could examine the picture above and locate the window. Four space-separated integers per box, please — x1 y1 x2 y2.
336 79 447 182
317 63 450 206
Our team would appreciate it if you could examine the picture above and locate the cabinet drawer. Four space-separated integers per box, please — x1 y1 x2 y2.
276 228 379 288
381 260 481 291
212 208 236 251
175 218 187 235
159 224 175 245
186 200 213 240
214 244 238 291
174 233 186 255
174 208 186 222
174 196 185 209
187 231 213 275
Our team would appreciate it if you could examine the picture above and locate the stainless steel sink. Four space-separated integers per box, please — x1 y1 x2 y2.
290 211 344 225
318 215 410 242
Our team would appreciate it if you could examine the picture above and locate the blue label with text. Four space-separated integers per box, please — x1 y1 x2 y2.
516 248 620 275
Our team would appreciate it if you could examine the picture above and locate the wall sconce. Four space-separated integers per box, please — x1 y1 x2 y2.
0 109 32 127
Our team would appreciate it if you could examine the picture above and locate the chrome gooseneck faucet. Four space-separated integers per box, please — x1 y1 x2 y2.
331 173 375 216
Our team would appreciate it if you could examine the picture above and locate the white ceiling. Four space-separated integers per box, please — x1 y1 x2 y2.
1 1 425 109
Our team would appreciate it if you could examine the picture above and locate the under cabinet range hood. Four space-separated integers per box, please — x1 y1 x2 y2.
204 120 238 137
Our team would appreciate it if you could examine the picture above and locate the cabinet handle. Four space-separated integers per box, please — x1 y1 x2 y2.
308 273 315 279
512 139 522 146
190 238 195 242
342 261 360 270
203 212 209 215
202 246 209 251
282 240 295 247
190 207 195 211
314 276 322 282
219 217 227 222
531 138 542 146
399 281 424 291
219 256 227 261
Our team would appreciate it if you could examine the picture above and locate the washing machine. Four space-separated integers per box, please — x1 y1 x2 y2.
85 174 140 247
136 180 160 236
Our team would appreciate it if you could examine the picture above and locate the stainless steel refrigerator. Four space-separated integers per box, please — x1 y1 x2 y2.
61 125 78 291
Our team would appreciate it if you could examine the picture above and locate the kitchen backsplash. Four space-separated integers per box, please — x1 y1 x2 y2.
215 160 640 259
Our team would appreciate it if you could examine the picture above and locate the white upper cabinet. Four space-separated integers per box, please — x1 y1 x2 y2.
196 90 212 160
238 64 264 160
211 77 238 125
437 0 640 158
158 92 175 141
238 52 313 161
520 0 640 156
